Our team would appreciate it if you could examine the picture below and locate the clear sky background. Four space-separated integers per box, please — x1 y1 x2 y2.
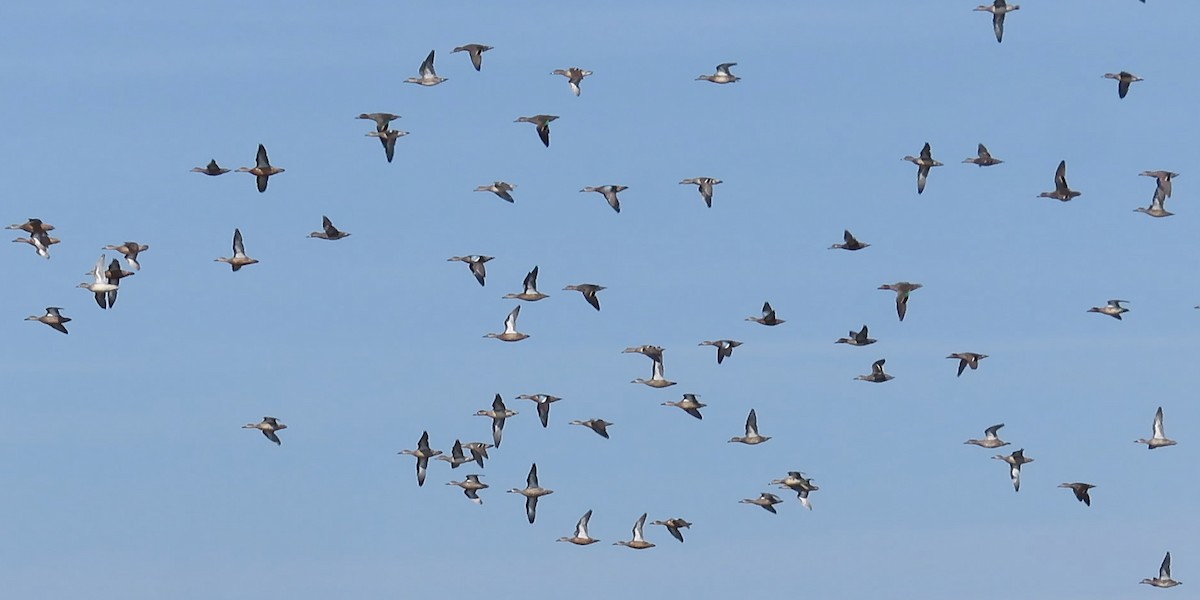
0 1 1196 598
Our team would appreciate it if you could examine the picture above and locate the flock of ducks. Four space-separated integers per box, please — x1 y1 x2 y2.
11 2 1186 591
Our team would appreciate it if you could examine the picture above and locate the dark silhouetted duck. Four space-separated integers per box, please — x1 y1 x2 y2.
191 159 230 175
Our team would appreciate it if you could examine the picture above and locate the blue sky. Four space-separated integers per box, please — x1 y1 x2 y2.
1 1 1196 597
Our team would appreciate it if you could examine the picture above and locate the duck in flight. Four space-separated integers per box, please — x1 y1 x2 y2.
729 408 771 445
1135 406 1177 449
1088 299 1129 320
508 463 553 524
947 352 988 377
215 228 258 272
580 185 627 213
452 44 492 71
613 513 655 549
962 143 1004 166
993 448 1033 492
405 50 447 86
1140 552 1182 588
551 67 592 96
696 62 740 84
563 283 605 311
25 307 70 334
398 431 442 487
879 282 922 321
1038 160 1081 201
474 394 517 448
484 306 529 342
902 142 942 194
662 393 706 420
448 255 493 287
835 325 876 346
973 1 1019 43
557 510 600 545
236 144 284 193
746 301 785 326
964 423 1009 449
514 115 558 148
308 216 350 240
855 359 894 383
191 159 230 175
699 339 742 364
829 229 869 251
474 181 517 203
1103 71 1143 99
679 177 721 207
243 417 286 445
503 266 549 301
